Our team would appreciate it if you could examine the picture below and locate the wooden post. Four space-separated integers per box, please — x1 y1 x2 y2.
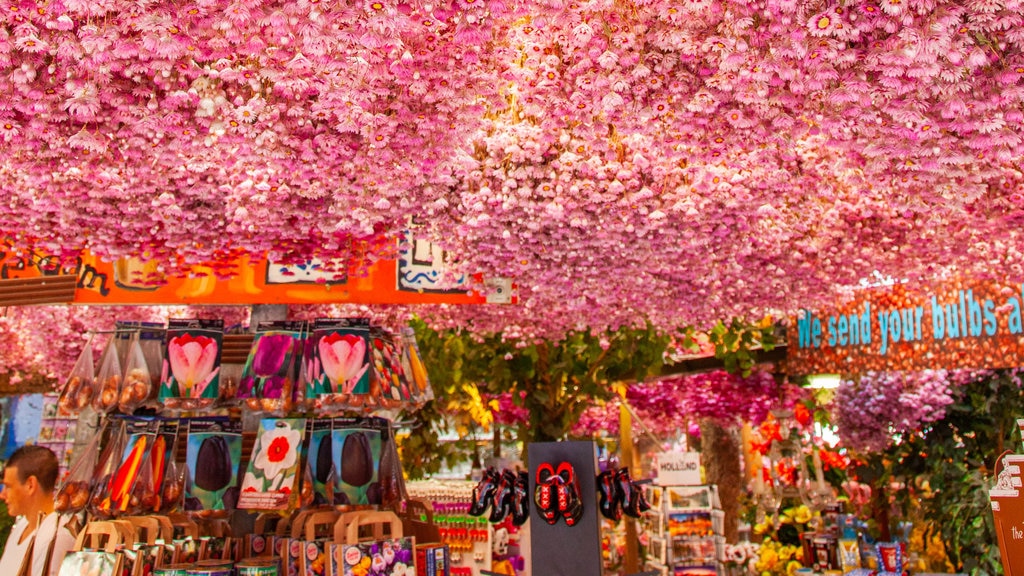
620 403 640 574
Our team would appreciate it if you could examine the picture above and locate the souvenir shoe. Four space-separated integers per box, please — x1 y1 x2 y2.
624 480 651 518
533 463 559 525
615 467 634 515
489 469 516 523
511 471 530 526
596 469 622 521
469 467 500 517
556 462 584 526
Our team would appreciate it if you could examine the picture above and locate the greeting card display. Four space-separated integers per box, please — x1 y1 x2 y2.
332 417 388 506
239 418 308 511
238 322 305 414
185 418 242 514
305 319 373 411
160 319 224 410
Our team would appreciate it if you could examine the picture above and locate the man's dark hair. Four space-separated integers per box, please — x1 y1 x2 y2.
5 445 59 492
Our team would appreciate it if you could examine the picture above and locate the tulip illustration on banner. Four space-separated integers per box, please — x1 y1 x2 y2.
318 331 370 394
160 329 223 402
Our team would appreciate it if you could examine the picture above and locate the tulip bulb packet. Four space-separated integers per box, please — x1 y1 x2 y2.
307 419 336 507
185 418 242 514
238 418 308 511
160 319 224 410
101 420 158 516
399 327 434 405
369 327 412 409
332 417 388 506
238 322 306 414
305 319 374 413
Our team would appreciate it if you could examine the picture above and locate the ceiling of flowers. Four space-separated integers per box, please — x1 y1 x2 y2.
3 0 1024 338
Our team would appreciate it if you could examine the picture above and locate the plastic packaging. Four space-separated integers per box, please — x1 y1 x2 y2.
118 332 154 414
93 334 124 413
57 334 96 415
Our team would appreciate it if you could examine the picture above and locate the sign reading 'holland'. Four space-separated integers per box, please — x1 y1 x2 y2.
786 277 1024 374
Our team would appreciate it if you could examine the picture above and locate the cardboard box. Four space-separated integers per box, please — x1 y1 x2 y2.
416 543 450 576
339 537 416 576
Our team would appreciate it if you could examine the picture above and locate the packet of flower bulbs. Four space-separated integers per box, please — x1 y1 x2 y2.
58 333 96 415
88 420 129 518
115 321 165 413
55 419 109 513
146 419 181 513
160 319 224 411
117 332 153 414
238 321 306 415
238 418 308 511
303 319 376 414
92 334 124 413
399 326 434 405
331 417 389 506
306 419 335 508
368 327 412 410
376 423 407 508
184 418 242 516
104 419 161 516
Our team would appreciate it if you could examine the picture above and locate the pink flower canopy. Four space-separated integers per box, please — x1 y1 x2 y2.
2 0 1023 338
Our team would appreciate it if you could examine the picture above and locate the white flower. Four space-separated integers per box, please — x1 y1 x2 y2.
254 423 302 483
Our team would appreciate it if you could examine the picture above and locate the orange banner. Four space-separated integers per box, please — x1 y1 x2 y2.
787 277 1024 374
0 232 516 306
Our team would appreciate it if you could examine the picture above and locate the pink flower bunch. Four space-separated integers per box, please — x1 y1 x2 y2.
2 0 1024 343
831 370 957 453
485 391 531 426
573 368 796 437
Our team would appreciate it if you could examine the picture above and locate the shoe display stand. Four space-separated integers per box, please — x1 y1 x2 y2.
407 479 495 576
528 441 603 576
642 484 725 576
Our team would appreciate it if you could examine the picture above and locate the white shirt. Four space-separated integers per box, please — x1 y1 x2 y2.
0 513 75 576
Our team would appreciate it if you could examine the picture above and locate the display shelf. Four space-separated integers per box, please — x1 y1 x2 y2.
407 479 495 576
646 484 725 576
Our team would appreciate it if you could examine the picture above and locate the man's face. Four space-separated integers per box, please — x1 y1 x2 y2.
0 466 30 517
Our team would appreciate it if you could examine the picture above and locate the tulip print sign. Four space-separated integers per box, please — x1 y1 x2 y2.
788 276 1024 374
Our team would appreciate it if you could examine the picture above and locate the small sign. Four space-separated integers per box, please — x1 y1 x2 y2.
655 452 702 486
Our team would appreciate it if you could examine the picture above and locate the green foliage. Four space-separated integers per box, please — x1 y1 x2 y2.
0 500 11 550
708 317 777 376
883 369 1024 576
407 318 669 449
397 399 486 480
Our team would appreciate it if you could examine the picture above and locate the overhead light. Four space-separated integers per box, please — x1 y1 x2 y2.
807 374 841 389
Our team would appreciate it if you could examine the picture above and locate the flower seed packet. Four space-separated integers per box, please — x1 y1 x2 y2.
238 322 305 413
305 319 373 412
239 418 308 511
160 319 224 410
185 418 242 514
307 419 335 507
369 327 411 408
332 417 389 506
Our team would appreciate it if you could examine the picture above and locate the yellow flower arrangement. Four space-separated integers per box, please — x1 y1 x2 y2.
754 539 805 576
749 504 818 576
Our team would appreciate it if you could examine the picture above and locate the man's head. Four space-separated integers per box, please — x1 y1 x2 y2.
1 445 59 517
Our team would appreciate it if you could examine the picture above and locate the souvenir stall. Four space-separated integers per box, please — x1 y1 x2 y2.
50 317 451 576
